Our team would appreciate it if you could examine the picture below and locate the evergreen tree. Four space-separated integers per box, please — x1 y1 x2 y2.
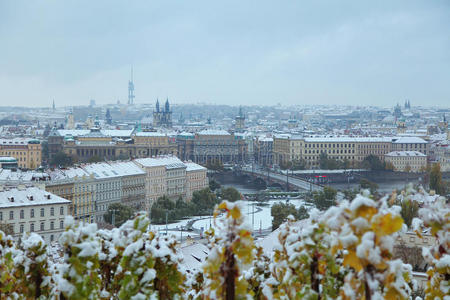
271 202 298 230
219 187 242 202
104 203 135 227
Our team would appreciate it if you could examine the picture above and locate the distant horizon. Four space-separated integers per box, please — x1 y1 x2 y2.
0 101 449 110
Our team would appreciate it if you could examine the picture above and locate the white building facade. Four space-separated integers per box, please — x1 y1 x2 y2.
185 162 208 201
385 151 427 172
0 186 70 243
134 156 208 206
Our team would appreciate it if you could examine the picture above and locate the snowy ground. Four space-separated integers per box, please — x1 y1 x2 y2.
153 198 315 240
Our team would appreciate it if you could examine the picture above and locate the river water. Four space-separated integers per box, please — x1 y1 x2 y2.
221 175 423 195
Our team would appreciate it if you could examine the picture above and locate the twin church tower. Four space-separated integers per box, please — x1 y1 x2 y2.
152 98 172 128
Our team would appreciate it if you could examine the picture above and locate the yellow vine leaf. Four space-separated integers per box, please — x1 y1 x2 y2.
343 250 363 272
374 213 403 236
230 206 241 219
356 205 377 220
384 286 401 300
218 202 228 210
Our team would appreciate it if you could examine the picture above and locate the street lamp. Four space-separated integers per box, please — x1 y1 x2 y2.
165 210 169 235
148 203 153 231
111 209 120 227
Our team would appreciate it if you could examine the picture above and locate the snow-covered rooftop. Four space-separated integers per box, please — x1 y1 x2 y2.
180 243 209 271
385 151 427 157
304 136 393 143
57 130 90 137
178 131 195 136
57 129 134 138
48 161 145 181
391 136 428 144
197 129 231 136
185 162 206 172
134 131 167 137
258 137 273 142
0 187 71 208
135 156 186 169
0 169 50 182
0 156 17 162
0 138 38 145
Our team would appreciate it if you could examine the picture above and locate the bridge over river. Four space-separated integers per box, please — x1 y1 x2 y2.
239 166 323 192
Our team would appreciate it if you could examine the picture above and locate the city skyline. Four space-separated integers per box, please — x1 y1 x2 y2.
1 0 449 107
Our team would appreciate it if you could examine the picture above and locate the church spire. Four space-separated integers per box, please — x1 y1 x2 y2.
165 97 170 112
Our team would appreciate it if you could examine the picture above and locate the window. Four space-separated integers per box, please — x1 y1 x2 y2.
20 224 24 233
50 207 54 216
60 220 64 229
40 222 44 231
50 235 54 242
31 209 34 218
0 211 2 221
20 209 24 219
30 223 35 232
60 206 64 215
9 211 13 220
50 221 54 230
40 208 45 217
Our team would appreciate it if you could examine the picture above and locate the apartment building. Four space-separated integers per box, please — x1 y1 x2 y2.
133 131 177 157
273 135 427 169
112 161 146 211
385 151 427 172
272 134 295 166
134 156 208 206
135 156 186 205
1 157 205 222
0 186 70 243
81 163 123 223
432 142 450 171
47 161 146 223
391 137 428 155
48 128 177 163
134 158 167 209
47 168 95 223
178 130 246 165
0 138 41 169
45 181 74 204
185 162 208 201
254 137 273 166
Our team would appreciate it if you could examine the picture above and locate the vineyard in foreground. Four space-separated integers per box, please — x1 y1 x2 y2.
0 187 448 299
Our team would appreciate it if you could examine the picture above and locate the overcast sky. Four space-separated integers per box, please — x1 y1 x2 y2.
0 0 449 107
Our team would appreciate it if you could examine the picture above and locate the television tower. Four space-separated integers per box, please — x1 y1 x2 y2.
128 67 135 105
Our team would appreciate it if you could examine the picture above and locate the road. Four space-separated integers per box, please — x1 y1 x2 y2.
242 166 323 192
